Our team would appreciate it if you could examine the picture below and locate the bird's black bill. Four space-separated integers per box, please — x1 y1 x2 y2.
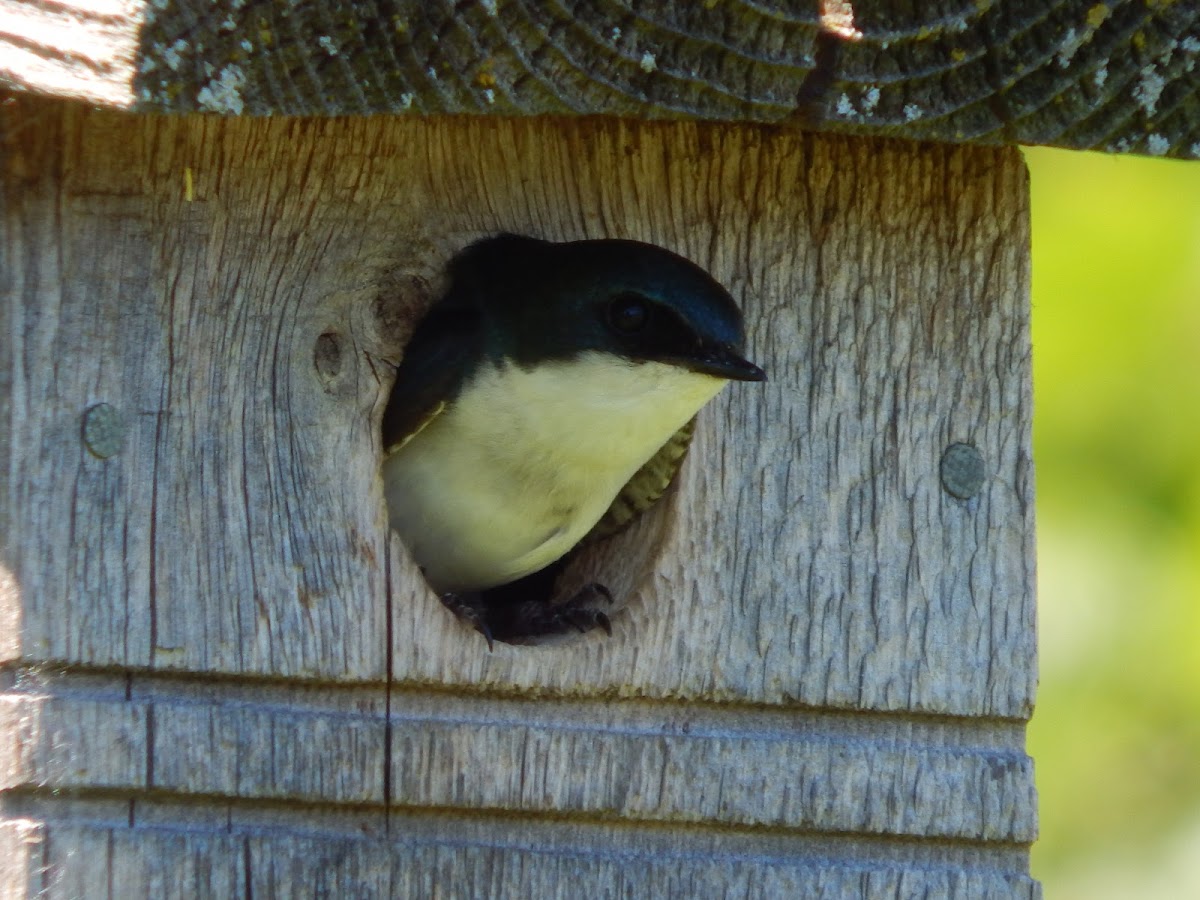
682 343 767 382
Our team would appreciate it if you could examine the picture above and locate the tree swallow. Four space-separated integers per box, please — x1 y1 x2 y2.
381 234 765 647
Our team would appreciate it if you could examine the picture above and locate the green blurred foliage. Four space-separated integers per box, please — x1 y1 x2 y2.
1027 147 1200 897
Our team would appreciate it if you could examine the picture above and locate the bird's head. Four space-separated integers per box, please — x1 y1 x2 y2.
448 234 766 383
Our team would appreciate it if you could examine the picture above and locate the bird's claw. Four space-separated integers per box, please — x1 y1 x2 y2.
439 581 616 647
477 622 496 652
535 581 615 639
439 592 495 650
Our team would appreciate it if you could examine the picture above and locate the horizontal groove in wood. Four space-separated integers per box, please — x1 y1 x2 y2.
3 819 1040 898
387 723 1033 843
387 688 1030 752
1 668 1035 843
1 797 1033 877
0 665 1029 746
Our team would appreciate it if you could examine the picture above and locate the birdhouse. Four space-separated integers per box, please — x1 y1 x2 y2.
2 1 1195 896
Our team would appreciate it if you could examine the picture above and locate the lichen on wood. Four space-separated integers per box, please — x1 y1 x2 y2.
1 0 1197 158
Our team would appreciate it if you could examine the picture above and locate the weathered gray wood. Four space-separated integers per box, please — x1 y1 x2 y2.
1 98 1037 896
150 696 385 803
5 820 1037 899
52 826 248 900
2 0 1198 159
0 97 391 677
385 694 1034 840
0 695 146 792
1 102 1034 709
0 680 1033 843
0 821 43 899
388 126 1036 719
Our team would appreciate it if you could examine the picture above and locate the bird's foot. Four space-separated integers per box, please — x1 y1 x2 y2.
438 591 500 651
522 582 615 640
439 581 615 650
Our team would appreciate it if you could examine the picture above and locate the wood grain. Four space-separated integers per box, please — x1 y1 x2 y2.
2 818 1038 899
1 98 1036 895
1 98 392 678
2 0 1198 158
0 681 1034 842
384 119 1036 720
0 820 42 899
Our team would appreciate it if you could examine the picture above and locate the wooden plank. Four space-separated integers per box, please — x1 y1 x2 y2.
1 100 390 678
3 0 1198 158
0 0 141 108
0 571 17 664
1 98 1037 893
0 820 46 900
150 701 385 804
383 120 1036 720
246 834 1038 899
7 820 1038 899
1 672 388 806
0 695 146 792
58 827 247 900
387 692 1035 842
2 103 1033 714
0 682 1033 843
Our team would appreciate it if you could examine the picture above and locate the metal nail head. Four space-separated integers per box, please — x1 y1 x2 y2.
940 442 985 500
82 403 125 459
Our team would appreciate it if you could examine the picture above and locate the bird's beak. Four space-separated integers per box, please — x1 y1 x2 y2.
685 342 767 382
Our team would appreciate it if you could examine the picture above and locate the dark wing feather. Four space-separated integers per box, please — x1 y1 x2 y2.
382 302 482 453
585 417 697 542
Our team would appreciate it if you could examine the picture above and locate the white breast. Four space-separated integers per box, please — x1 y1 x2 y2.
383 352 727 592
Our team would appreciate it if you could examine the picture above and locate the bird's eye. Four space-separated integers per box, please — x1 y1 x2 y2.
607 293 650 334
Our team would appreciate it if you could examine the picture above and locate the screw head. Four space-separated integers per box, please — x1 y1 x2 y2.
82 403 125 459
940 442 985 500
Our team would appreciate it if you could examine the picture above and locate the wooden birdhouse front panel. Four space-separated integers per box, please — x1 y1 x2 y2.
1 98 1036 896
